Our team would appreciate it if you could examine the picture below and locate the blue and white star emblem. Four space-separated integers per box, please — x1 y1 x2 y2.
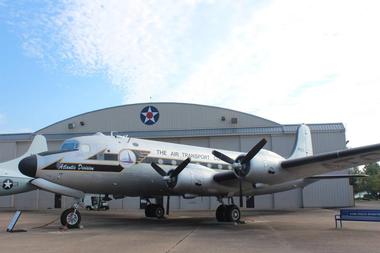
140 106 159 125
2 179 13 190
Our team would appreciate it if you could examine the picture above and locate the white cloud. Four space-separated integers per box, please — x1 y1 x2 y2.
167 0 380 147
6 0 380 147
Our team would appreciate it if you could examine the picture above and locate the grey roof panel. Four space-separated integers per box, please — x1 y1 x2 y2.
0 123 345 142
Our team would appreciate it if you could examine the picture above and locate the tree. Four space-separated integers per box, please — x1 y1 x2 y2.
350 163 380 199
350 166 366 193
364 163 380 176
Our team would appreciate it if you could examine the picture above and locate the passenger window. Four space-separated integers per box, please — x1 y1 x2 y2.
104 153 118 161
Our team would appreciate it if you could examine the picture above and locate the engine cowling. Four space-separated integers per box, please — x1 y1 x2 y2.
243 155 283 185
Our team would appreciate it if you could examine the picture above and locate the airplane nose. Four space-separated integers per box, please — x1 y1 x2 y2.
19 155 37 178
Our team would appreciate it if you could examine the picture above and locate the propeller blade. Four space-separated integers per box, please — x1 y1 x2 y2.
170 158 191 178
212 150 235 164
240 138 267 164
151 162 167 177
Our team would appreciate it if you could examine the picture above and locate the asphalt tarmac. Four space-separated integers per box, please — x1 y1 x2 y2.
0 201 380 253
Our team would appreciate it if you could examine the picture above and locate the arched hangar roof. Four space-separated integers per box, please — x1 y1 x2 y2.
36 103 281 136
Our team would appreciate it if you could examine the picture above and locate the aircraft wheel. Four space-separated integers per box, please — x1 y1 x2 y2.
145 204 154 217
153 204 165 219
216 205 227 222
61 208 81 229
145 204 165 218
226 205 240 222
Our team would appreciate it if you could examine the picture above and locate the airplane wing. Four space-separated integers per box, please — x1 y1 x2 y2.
305 174 367 179
281 143 380 179
214 144 379 183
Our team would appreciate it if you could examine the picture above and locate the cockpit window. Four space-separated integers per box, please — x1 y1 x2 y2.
60 140 79 151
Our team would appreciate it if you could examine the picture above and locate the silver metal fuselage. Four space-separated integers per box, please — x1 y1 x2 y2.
32 133 294 197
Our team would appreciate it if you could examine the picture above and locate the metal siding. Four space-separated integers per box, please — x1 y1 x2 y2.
312 132 346 153
109 198 123 209
303 179 354 207
162 196 181 210
302 131 352 207
122 197 140 209
154 138 180 144
37 103 280 135
62 196 75 209
271 135 295 158
16 141 30 156
14 191 37 209
274 189 302 209
38 190 55 209
0 196 12 207
209 136 240 151
240 135 272 152
179 137 210 148
254 194 274 209
0 142 16 162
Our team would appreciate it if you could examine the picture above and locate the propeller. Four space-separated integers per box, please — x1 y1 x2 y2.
151 157 191 188
212 138 267 207
151 158 191 216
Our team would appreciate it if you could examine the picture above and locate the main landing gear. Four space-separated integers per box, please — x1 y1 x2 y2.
215 198 241 223
60 203 81 229
145 203 165 218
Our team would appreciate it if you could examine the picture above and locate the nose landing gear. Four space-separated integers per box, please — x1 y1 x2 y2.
61 204 81 229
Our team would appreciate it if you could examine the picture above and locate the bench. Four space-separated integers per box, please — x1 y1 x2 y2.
335 209 380 228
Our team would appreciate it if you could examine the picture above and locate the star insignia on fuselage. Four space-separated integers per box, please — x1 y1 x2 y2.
2 179 13 190
140 106 159 125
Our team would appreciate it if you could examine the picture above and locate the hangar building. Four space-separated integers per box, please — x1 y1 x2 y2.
0 103 353 210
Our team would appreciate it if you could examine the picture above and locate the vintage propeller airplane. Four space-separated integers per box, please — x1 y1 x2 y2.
18 124 379 228
0 135 47 196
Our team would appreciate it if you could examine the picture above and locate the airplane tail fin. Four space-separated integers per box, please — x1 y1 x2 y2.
25 135 48 156
288 124 313 159
0 135 47 174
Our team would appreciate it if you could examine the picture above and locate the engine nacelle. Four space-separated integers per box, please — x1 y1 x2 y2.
170 165 219 195
244 154 283 185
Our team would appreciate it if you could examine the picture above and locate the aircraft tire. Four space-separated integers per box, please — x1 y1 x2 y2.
60 208 81 229
153 204 165 219
225 205 240 222
145 204 154 217
216 205 227 222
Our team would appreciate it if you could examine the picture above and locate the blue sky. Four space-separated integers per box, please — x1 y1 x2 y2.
0 11 122 132
1 0 380 147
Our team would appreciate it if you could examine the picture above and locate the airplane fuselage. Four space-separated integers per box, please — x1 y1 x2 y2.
28 133 289 197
